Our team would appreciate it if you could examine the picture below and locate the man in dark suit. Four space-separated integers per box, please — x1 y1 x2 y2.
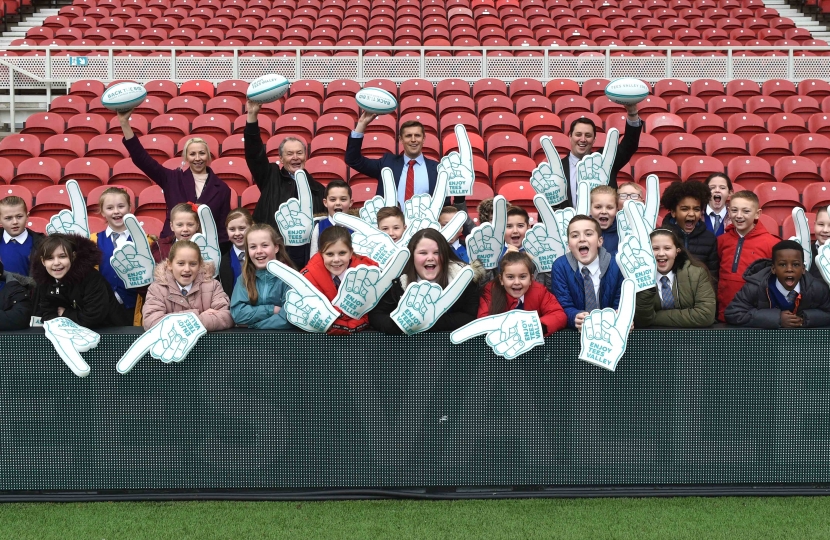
558 102 643 209
345 112 467 214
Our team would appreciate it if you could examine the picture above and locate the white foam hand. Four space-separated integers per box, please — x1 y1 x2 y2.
466 195 507 270
579 278 636 372
404 169 449 224
390 266 475 335
438 124 475 196
43 317 99 378
450 310 545 359
275 169 314 246
529 135 568 206
46 179 89 237
333 249 409 319
333 212 404 268
615 200 657 292
575 179 591 217
789 207 812 271
574 127 619 193
192 204 221 277
523 194 569 273
816 243 830 286
110 214 155 288
359 166 398 226
116 312 207 374
268 260 338 333
618 175 660 243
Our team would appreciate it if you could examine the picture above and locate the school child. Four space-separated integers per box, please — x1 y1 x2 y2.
89 187 155 326
439 205 468 262
705 173 733 237
634 228 716 328
219 207 253 298
0 259 33 331
31 234 128 327
725 240 830 328
660 181 719 281
504 205 529 253
590 186 619 256
142 240 233 331
230 224 295 329
309 180 353 258
550 215 624 330
154 202 201 262
810 206 830 281
376 206 407 242
369 228 485 334
300 225 378 335
616 182 644 211
0 195 41 276
477 251 566 335
716 190 779 322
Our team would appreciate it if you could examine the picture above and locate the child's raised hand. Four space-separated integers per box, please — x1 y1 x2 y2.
780 310 804 328
574 311 588 330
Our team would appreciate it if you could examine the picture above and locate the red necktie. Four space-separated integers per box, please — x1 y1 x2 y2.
404 160 415 202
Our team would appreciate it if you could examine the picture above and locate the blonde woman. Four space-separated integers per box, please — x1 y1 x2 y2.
117 108 231 246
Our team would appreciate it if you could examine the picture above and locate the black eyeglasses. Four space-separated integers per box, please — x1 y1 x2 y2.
618 193 643 200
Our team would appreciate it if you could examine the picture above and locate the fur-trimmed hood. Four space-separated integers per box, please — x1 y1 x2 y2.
399 259 486 289
30 235 102 285
153 259 216 288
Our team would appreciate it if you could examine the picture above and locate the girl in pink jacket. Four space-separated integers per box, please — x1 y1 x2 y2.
142 240 234 331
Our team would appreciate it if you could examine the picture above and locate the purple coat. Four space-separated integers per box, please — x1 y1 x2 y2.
123 136 231 242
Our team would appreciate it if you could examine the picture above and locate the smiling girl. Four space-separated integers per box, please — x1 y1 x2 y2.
299 225 378 334
230 224 295 329
660 180 720 282
31 234 128 327
705 173 733 236
142 240 233 331
219 207 253 297
369 228 486 334
634 229 716 328
154 202 202 262
478 251 566 335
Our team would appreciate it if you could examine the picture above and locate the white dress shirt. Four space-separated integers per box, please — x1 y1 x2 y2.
351 130 429 207
578 257 602 300
656 271 676 303
706 205 727 230
3 228 28 244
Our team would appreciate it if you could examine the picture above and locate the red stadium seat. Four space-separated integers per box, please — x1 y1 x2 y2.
149 113 191 141
30 184 72 219
481 112 521 139
0 158 16 185
216 79 249 100
745 95 783 121
491 155 536 192
135 215 164 237
662 132 704 165
767 112 809 142
472 78 508 99
546 79 581 99
485 132 529 162
70 79 106 99
726 78 761 103
782 212 817 242
747 133 791 168
11 157 60 195
523 112 563 142
65 113 108 144
289 79 325 100
144 79 179 102
508 78 544 100
784 95 823 122
705 133 749 166
775 156 823 191
690 78 725 99
708 95 745 120
48 95 88 122
209 156 251 194
304 156 349 184
758 213 781 237
206 96 245 123
273 114 315 142
439 111 480 139
438 95 476 117
792 133 830 167
399 79 435 100
191 114 232 144
645 112 685 142
137 134 176 161
633 155 681 183
180 79 215 100
808 114 830 136
0 184 33 207
109 159 153 194
654 78 689 99
136 185 167 221
726 112 767 143
348 180 377 206
321 95 360 121
166 96 205 122
107 113 148 138
436 78 472 100
309 133 348 159
680 155 724 182
0 134 41 167
727 156 776 190
443 130 486 160
85 134 128 168
686 113 726 136
798 79 830 99
240 184 260 211
19 114 64 146
754 181 803 225
802 183 830 212
219 133 245 157
60 157 109 195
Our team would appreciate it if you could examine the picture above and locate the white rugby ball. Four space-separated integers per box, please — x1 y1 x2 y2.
101 82 147 112
247 73 290 103
605 78 651 105
355 86 398 115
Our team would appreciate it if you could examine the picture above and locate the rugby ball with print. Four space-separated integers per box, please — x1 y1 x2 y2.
247 74 290 103
355 87 398 115
101 82 147 112
605 78 650 105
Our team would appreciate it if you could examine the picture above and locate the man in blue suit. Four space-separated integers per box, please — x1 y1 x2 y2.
345 111 468 215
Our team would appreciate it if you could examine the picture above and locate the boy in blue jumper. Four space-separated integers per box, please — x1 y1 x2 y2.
590 186 619 257
551 215 624 329
440 205 468 262
309 179 352 257
0 196 41 277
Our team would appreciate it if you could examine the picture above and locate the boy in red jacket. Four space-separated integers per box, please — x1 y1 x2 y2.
716 190 779 322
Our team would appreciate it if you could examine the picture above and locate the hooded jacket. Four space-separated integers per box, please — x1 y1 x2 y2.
662 214 720 282
142 261 233 331
0 262 33 330
634 259 716 328
550 247 624 329
31 236 128 327
716 222 779 322
477 280 567 336
300 252 378 335
369 260 486 334
724 258 830 328
230 267 292 330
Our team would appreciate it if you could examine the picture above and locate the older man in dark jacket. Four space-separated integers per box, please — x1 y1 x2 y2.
245 101 326 268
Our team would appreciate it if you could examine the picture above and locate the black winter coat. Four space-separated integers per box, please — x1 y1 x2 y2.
724 258 830 328
662 215 719 284
31 236 129 328
0 265 33 331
